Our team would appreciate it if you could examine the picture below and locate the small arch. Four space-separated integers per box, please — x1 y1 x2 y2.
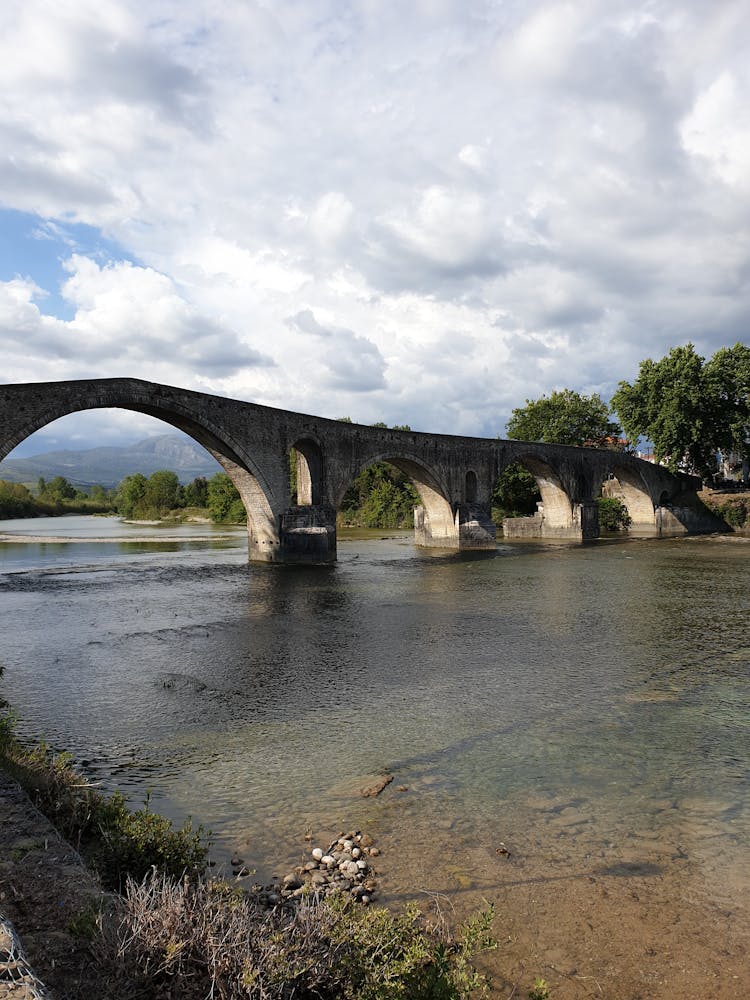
465 469 478 503
603 465 657 529
337 452 456 546
290 437 324 505
514 455 574 529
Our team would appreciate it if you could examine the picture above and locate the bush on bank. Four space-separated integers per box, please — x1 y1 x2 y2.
0 716 207 892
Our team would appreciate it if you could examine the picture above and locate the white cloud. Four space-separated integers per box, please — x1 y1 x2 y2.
1 0 749 448
681 71 750 191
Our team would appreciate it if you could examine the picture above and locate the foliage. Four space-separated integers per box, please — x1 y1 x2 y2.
597 496 632 531
90 791 208 890
491 463 541 522
102 872 497 1000
338 422 420 529
182 475 209 508
339 461 419 528
0 477 112 518
702 494 749 528
142 469 181 515
528 979 551 1000
611 344 717 476
704 343 750 474
612 342 750 479
38 475 78 502
0 479 37 517
506 390 621 447
112 470 246 523
114 472 149 518
207 472 247 523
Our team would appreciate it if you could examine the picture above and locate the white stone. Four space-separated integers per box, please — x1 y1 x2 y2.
312 848 324 861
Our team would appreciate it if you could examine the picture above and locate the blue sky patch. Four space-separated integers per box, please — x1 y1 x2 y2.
0 208 137 320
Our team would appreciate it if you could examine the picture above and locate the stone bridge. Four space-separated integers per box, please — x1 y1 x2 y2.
0 378 723 562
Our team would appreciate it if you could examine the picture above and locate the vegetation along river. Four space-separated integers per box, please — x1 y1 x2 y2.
1 515 748 997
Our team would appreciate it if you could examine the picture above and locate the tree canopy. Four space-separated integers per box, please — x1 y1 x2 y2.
506 389 621 447
611 342 750 478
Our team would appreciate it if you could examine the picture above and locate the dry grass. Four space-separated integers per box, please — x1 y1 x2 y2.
95 870 496 1000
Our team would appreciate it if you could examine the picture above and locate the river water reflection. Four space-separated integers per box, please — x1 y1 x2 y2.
1 516 749 984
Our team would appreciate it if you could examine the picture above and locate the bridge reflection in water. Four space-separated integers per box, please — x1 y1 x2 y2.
0 378 724 563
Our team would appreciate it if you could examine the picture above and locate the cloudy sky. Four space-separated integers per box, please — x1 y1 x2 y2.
2 0 749 455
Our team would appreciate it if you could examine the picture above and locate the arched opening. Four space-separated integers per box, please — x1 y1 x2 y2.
491 461 542 526
494 456 573 535
289 438 323 506
337 453 456 547
337 457 419 529
0 403 277 555
602 466 656 532
465 469 478 503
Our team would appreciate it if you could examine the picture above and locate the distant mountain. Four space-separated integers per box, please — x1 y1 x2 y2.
0 435 223 489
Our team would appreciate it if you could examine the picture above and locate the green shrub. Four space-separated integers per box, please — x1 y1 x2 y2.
0 726 208 891
528 979 551 999
597 496 632 531
91 791 208 890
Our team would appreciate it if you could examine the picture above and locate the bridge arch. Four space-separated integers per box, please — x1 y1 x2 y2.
337 451 457 547
1 388 278 554
290 436 324 505
602 464 656 530
511 454 574 530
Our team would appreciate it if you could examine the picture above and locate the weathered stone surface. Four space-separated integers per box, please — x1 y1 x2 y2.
0 377 725 563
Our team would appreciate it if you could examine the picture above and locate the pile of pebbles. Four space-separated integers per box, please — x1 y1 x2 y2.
235 830 380 907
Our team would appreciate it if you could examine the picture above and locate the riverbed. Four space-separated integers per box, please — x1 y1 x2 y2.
1 516 748 997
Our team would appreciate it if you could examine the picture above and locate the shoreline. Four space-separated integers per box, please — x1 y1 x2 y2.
0 531 240 544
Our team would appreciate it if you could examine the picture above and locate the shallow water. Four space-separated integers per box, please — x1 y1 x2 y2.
0 519 748 912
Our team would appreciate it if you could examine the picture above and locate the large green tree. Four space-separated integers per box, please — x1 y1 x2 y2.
506 389 621 447
611 343 750 478
142 470 181 515
704 343 750 478
114 473 148 518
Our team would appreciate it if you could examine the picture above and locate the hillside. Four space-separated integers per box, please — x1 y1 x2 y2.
0 435 222 489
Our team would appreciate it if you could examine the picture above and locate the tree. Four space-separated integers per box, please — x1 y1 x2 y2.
182 477 209 508
0 480 36 517
611 344 718 477
38 475 77 502
142 470 181 515
115 473 148 519
491 463 541 520
506 390 621 447
207 473 246 523
704 342 750 479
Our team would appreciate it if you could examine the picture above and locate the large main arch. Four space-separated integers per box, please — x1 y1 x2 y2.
0 379 282 561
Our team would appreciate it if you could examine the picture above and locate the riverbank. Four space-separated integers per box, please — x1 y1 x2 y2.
3 763 749 1000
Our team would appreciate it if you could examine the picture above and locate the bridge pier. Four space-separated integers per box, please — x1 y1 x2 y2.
278 505 337 564
414 503 497 552
503 500 599 541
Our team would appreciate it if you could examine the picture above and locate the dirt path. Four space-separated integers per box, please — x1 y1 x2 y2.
0 772 108 1000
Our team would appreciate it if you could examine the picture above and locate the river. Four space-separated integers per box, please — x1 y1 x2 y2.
1 515 748 997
